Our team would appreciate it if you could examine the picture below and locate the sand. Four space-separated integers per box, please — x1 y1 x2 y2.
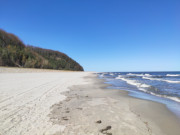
0 66 71 73
0 67 180 135
50 74 180 135
0 67 89 135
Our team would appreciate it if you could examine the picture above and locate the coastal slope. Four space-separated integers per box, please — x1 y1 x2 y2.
0 29 83 71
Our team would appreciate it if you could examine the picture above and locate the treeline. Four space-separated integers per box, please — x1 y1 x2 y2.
0 29 84 71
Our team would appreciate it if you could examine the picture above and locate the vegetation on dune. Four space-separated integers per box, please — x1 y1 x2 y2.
0 29 84 71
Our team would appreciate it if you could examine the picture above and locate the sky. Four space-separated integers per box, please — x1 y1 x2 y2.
1 0 180 72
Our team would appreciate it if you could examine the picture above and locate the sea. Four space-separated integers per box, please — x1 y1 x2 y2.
98 72 180 118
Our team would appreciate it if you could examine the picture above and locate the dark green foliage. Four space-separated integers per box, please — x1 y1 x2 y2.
0 29 84 71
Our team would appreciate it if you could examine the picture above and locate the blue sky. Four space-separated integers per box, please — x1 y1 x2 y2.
1 0 180 71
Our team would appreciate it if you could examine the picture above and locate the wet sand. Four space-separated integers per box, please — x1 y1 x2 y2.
50 74 180 135
0 67 180 135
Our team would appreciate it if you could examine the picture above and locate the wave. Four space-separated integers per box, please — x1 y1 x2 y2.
166 74 180 77
115 75 124 79
151 75 164 78
116 76 166 97
127 73 170 79
165 80 180 83
99 73 105 77
115 75 180 103
127 73 145 76
127 73 153 77
107 73 180 104
147 92 180 103
116 76 151 90
143 76 180 84
164 96 180 103
120 78 150 88
143 90 180 103
144 73 151 76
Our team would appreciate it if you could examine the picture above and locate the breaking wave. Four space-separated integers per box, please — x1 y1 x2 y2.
115 75 180 103
166 74 180 77
116 75 152 92
143 76 180 84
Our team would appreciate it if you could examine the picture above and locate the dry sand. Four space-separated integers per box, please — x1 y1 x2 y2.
0 66 71 73
0 67 180 135
0 67 89 135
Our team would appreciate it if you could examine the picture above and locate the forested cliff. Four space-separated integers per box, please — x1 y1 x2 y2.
0 29 84 71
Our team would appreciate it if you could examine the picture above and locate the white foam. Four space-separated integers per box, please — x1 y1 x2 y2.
165 96 180 103
127 73 152 77
99 73 105 77
141 83 150 88
142 76 158 81
144 74 151 76
115 75 124 79
165 80 180 84
116 75 180 103
124 77 180 103
148 92 180 103
127 73 144 76
166 74 180 77
116 76 151 89
143 76 180 84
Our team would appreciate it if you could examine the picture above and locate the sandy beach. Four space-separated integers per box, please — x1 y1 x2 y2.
0 67 180 135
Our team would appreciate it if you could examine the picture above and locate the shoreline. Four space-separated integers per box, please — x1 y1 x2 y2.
103 76 180 120
50 73 180 135
101 75 180 134
0 68 180 135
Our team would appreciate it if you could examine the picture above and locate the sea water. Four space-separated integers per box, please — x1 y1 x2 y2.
98 72 180 118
